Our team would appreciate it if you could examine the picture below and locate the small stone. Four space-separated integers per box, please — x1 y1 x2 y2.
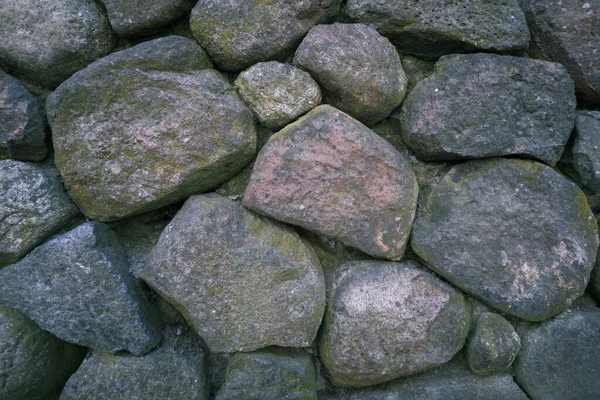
0 222 163 355
235 61 322 129
400 56 435 93
295 23 406 126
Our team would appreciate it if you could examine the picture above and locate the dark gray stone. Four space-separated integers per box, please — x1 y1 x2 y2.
47 36 256 222
216 349 317 400
60 326 209 400
0 160 78 267
190 0 341 71
0 304 86 400
401 56 435 93
0 222 163 355
295 23 406 126
344 0 530 60
0 0 116 88
400 53 576 165
411 158 599 321
139 194 326 353
590 214 600 302
319 261 470 387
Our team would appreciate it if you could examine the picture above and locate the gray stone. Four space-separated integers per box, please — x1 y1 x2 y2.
60 326 209 400
47 36 256 221
208 352 233 398
295 23 406 126
514 302 600 400
190 0 341 71
0 160 78 267
235 61 322 129
0 304 86 400
0 0 116 88
590 214 600 303
0 71 47 161
344 0 530 60
411 158 599 321
0 222 163 355
216 349 317 400
524 0 600 107
244 105 418 261
319 261 470 387
400 53 576 165
466 312 521 376
401 56 435 93
139 194 326 353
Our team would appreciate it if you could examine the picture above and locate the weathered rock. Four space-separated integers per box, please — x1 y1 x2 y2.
466 312 521 376
0 222 163 355
244 105 418 261
295 23 406 126
208 352 233 398
400 53 576 165
0 71 47 161
139 194 326 353
401 56 435 93
216 349 317 400
524 0 600 107
190 0 341 71
0 160 78 267
61 326 209 400
0 0 116 88
319 261 470 387
514 302 600 399
590 216 600 303
411 158 599 321
47 36 256 221
344 0 530 60
0 304 86 400
99 0 195 39
235 61 322 129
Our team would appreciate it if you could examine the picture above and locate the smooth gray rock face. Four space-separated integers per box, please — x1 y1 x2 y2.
216 349 317 400
244 105 418 261
344 0 530 60
0 0 116 89
400 53 576 165
411 158 599 321
466 312 521 376
0 71 47 161
139 194 326 353
0 160 78 267
60 326 209 400
99 0 195 39
525 0 600 107
295 23 406 126
319 261 470 387
514 303 600 400
0 304 86 400
0 222 163 355
235 61 322 130
190 0 341 71
47 36 256 222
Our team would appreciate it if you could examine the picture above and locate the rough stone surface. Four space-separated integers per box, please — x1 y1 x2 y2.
411 158 599 321
0 304 86 400
0 0 116 88
0 71 47 161
0 160 78 267
244 105 418 261
235 61 322 129
61 326 209 400
295 23 406 126
344 0 530 60
466 312 521 376
47 36 256 221
590 215 600 303
524 0 600 107
216 349 317 400
99 0 195 39
0 222 163 355
319 261 470 387
190 0 341 71
139 194 326 353
400 53 576 165
514 302 600 400
401 56 435 93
